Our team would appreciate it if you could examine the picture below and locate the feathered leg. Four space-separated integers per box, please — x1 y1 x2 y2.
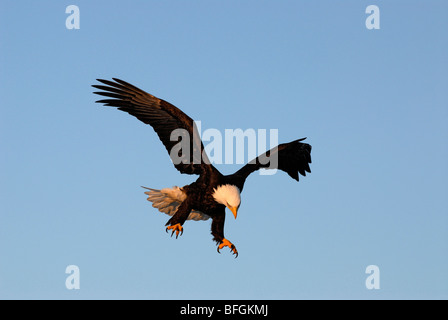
211 212 238 258
165 200 191 238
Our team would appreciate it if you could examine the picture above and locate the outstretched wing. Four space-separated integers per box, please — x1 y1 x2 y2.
92 78 213 175
231 138 312 189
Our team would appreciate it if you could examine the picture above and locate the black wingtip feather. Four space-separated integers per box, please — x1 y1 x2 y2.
290 172 299 181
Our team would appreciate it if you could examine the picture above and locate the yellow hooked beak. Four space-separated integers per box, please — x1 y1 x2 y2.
228 206 238 219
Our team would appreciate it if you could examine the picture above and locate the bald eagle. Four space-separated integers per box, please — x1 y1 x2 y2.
93 78 312 257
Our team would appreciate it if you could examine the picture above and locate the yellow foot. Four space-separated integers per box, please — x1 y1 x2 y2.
166 223 183 239
217 238 238 258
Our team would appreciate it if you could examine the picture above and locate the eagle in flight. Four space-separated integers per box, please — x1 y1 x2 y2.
93 78 312 257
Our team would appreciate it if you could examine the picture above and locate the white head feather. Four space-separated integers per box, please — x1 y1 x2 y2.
212 184 241 208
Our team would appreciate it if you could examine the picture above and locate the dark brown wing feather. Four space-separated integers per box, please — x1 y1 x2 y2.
230 138 312 189
92 78 213 175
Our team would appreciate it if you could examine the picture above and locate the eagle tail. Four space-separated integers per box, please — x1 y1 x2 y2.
142 186 210 221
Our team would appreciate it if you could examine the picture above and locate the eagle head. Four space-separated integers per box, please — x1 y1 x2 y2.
212 184 241 219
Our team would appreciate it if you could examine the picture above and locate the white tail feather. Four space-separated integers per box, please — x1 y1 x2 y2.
143 186 210 221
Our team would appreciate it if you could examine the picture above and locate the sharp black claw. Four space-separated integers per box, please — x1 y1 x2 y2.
217 241 238 257
230 245 238 258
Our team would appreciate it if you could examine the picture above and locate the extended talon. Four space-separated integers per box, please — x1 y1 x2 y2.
217 238 238 258
165 223 183 239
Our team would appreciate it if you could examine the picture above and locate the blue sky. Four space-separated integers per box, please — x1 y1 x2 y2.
1 1 447 299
